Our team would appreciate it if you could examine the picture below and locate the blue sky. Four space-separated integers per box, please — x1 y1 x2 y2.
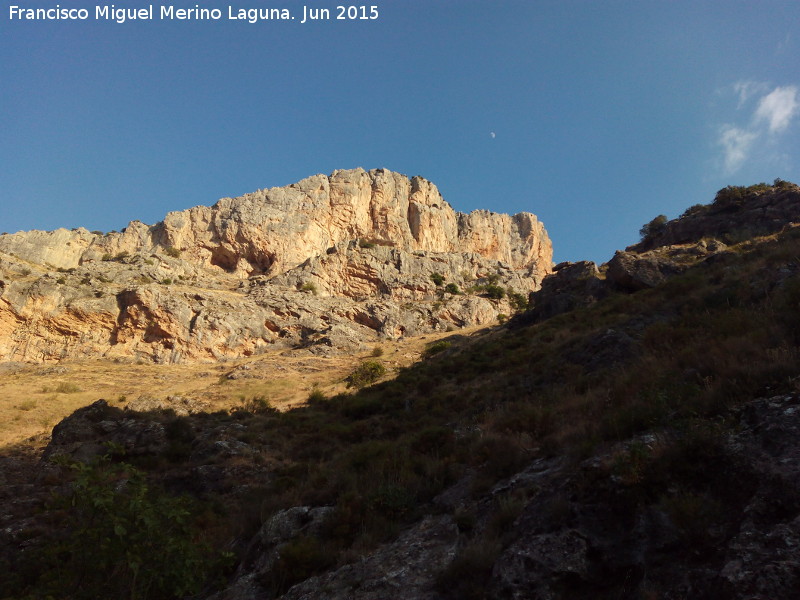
2 1 799 263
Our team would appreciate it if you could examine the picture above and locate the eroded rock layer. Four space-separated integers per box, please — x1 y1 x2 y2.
0 169 552 362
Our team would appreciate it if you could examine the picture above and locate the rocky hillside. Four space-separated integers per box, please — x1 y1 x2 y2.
0 168 552 363
3 179 800 600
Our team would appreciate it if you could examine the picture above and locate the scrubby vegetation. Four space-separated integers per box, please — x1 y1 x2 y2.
300 281 318 294
345 360 387 388
639 214 667 240
13 453 228 599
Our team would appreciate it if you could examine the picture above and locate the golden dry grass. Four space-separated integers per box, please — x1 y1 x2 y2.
0 326 485 451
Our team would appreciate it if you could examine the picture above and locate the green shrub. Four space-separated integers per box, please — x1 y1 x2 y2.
484 284 505 300
445 283 461 295
165 246 181 258
423 340 451 358
308 388 327 403
680 204 706 218
430 273 445 286
712 183 770 207
508 291 529 311
346 360 386 388
236 395 277 415
639 214 668 241
300 282 318 294
101 253 113 261
713 185 747 206
358 239 376 249
28 455 223 599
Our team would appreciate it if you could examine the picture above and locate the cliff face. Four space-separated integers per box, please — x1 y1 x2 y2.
0 168 553 363
0 168 551 278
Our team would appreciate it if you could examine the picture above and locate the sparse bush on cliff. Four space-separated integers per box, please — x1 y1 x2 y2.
300 281 318 294
508 290 529 311
165 246 181 258
680 204 706 218
483 284 505 300
430 272 445 286
712 182 772 207
639 214 668 241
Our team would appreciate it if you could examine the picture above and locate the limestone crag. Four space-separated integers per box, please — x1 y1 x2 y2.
523 181 800 324
270 241 538 301
0 168 551 278
631 179 800 252
0 169 552 362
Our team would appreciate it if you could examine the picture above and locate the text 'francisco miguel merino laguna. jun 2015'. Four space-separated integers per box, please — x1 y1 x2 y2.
7 4 380 24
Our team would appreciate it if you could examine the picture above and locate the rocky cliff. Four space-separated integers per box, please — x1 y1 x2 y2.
0 168 552 362
0 169 550 277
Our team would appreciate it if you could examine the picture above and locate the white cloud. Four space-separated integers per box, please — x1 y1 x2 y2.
716 84 799 174
733 81 768 108
719 125 758 173
754 86 799 133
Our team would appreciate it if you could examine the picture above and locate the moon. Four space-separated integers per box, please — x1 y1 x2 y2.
490 131 496 139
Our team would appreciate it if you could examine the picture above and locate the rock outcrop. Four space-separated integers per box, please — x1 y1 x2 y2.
0 169 553 362
0 168 550 278
632 180 800 252
523 181 800 323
